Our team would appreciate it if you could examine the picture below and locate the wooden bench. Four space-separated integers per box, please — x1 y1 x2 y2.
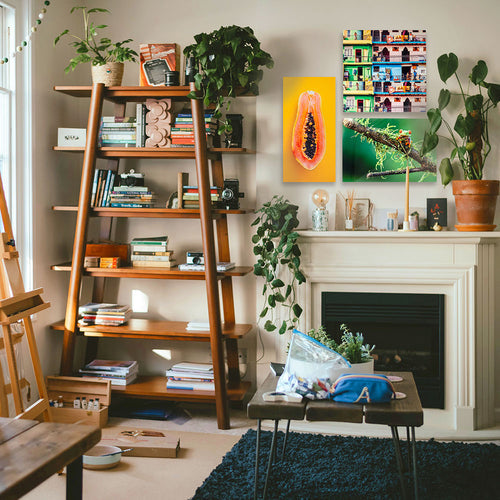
0 417 101 499
247 372 423 500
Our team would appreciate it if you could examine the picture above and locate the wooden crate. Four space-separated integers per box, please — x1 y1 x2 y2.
46 376 111 428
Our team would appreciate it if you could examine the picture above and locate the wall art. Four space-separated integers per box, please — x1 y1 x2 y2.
342 117 436 182
283 77 336 182
342 29 426 113
426 198 447 230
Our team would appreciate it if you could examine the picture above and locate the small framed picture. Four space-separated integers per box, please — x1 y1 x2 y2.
346 198 371 230
426 198 447 229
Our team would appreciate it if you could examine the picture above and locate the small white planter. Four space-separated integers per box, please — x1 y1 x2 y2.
338 358 374 376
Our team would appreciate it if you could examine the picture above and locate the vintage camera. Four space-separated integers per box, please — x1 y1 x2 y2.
219 178 244 210
186 251 204 265
119 169 145 187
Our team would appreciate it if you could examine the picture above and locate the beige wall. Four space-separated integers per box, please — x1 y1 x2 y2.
30 1 500 416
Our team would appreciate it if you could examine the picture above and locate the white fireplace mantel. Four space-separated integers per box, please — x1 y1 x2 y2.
283 230 500 438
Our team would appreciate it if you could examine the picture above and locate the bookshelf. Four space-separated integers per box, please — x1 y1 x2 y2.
51 84 253 429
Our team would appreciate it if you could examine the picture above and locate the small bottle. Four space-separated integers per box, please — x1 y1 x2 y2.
93 398 100 411
74 397 81 409
88 399 94 410
58 396 64 408
81 397 87 410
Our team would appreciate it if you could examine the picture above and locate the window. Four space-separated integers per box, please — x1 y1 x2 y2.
0 1 32 287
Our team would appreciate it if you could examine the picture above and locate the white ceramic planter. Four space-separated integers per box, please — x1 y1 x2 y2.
338 358 374 376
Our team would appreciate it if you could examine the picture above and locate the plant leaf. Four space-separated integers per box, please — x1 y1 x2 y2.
279 321 287 335
259 307 268 318
427 108 442 134
292 304 303 318
421 131 438 155
271 279 284 288
439 158 454 186
465 94 483 113
264 320 276 332
470 60 488 85
487 83 500 106
438 89 450 110
437 53 458 83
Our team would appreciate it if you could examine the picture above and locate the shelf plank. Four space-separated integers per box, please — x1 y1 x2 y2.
51 263 253 279
50 318 252 340
110 375 251 402
53 146 255 158
52 206 251 218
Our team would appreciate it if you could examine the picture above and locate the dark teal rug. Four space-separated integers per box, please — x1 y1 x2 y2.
192 429 500 499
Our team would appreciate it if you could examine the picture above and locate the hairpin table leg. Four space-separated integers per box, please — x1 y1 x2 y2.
254 419 261 500
391 426 408 500
262 419 279 500
281 419 291 460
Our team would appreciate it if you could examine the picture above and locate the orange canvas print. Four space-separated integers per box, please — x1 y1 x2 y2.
283 77 335 182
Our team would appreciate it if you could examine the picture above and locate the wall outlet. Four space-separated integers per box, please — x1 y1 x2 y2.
238 348 247 365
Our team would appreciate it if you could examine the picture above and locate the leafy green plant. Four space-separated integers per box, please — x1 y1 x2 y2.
252 196 305 334
421 53 500 185
307 324 375 364
54 6 138 73
184 25 273 134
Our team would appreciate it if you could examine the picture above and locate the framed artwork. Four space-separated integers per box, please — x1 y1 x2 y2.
342 117 436 182
426 198 447 229
346 198 371 230
283 77 336 182
342 29 427 113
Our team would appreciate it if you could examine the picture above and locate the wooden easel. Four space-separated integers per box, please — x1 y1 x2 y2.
0 173 51 421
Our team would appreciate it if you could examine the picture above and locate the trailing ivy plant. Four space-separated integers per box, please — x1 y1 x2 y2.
252 196 305 334
184 25 273 135
54 6 138 73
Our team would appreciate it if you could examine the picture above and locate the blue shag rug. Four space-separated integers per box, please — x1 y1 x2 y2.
192 429 500 499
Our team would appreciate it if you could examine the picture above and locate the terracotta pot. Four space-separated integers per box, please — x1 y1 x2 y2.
452 180 500 231
91 63 124 87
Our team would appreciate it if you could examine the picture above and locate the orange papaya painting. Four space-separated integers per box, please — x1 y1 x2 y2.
283 77 335 182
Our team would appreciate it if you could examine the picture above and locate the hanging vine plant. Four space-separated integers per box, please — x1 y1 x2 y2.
252 196 306 334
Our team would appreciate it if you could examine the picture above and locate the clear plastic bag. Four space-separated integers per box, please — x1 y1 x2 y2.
276 329 350 399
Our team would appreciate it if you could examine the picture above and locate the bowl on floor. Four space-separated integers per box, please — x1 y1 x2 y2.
83 445 123 470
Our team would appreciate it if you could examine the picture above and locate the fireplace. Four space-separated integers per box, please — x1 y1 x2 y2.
321 291 445 408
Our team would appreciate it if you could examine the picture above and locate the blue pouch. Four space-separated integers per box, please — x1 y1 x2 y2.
331 374 395 403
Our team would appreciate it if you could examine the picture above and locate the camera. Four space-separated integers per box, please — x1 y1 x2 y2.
119 169 145 187
218 178 244 210
186 251 204 265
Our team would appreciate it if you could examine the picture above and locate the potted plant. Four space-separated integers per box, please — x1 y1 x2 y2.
54 6 138 86
252 195 306 334
307 324 375 373
421 53 500 230
183 25 273 135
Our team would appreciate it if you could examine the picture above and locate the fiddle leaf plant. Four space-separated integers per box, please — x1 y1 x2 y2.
54 6 138 73
184 25 273 135
252 196 305 334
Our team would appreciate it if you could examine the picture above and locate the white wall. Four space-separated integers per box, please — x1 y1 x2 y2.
30 0 500 416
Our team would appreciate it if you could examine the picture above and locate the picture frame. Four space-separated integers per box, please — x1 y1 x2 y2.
346 198 371 230
426 198 447 229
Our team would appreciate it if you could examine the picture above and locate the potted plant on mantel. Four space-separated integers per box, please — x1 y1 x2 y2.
54 6 138 86
252 196 306 335
183 25 273 135
422 53 500 231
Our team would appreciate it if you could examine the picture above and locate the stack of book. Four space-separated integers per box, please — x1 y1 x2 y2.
78 302 132 326
98 116 137 147
109 185 156 208
130 236 176 268
166 362 215 391
182 185 220 209
91 169 116 207
79 359 139 386
170 110 218 148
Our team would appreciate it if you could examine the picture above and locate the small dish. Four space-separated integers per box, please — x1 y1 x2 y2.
83 445 122 470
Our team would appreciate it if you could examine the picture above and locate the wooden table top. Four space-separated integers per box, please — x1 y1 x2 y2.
0 417 101 499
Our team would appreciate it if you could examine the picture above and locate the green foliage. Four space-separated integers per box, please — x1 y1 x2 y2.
184 25 273 135
307 324 375 364
252 195 305 334
54 6 138 73
422 53 500 185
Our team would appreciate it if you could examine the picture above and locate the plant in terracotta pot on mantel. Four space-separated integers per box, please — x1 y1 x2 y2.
54 6 138 86
422 53 500 231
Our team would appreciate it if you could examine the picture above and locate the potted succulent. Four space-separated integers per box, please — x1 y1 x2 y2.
307 324 375 373
252 196 306 334
54 6 138 86
184 25 273 135
422 53 500 230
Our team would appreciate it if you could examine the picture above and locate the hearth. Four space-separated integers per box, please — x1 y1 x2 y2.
321 291 444 408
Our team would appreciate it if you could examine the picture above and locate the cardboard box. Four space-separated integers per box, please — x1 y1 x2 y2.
139 43 180 86
99 426 180 457
46 376 111 428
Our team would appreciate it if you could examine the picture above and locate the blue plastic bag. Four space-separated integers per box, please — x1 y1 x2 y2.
331 374 395 403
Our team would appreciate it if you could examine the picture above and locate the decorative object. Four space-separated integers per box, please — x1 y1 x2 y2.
139 43 180 86
184 26 273 135
144 99 173 148
421 53 500 230
0 1 51 65
311 189 329 231
409 212 419 231
283 77 336 182
426 198 447 230
342 29 427 113
224 114 243 148
341 190 355 230
343 117 436 182
252 196 306 334
53 6 138 85
387 211 398 231
349 198 371 231
193 430 500 500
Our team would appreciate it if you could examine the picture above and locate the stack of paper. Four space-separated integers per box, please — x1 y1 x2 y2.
166 362 215 391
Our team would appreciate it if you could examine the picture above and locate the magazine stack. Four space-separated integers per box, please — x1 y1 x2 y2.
79 359 139 386
166 362 215 391
78 302 132 326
